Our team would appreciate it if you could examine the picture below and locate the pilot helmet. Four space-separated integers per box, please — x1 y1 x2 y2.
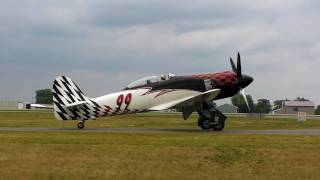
168 73 175 79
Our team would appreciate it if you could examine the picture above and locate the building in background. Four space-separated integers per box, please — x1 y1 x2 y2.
216 104 238 113
0 100 25 110
276 100 315 115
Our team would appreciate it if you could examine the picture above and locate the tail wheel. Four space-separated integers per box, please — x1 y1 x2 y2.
77 122 85 129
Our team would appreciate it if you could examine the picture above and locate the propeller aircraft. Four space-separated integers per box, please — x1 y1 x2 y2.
52 52 253 130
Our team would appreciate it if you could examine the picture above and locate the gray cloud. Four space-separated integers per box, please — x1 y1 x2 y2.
0 0 320 105
86 1 243 27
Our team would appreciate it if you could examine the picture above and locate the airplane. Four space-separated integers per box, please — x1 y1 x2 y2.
52 52 253 130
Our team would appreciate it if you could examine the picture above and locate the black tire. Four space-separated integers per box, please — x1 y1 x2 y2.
199 118 212 130
213 119 225 131
77 122 85 129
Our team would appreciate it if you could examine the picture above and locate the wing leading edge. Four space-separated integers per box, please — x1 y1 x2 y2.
148 89 221 119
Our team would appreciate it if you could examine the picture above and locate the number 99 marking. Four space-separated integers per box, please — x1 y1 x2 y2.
116 93 132 111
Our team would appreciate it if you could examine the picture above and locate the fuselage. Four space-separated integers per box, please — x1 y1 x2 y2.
91 88 200 117
89 71 252 118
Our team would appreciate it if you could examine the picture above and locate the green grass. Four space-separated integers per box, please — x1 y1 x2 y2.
1 111 320 130
1 111 320 179
1 132 320 179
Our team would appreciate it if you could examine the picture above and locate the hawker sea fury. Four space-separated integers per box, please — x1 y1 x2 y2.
52 53 253 130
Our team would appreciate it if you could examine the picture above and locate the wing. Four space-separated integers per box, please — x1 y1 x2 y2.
148 89 221 119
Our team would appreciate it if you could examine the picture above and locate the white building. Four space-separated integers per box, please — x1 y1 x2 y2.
216 104 238 113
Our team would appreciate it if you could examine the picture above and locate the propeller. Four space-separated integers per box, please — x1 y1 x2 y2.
230 52 242 78
240 88 250 112
237 52 242 78
230 58 237 73
230 52 253 112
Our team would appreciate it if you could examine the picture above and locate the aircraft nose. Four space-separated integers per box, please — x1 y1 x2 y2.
238 74 253 88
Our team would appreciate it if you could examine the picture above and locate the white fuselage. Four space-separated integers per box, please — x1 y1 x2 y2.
91 88 200 117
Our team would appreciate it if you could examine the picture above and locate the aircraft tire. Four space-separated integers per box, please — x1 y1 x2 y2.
77 122 85 129
199 118 212 130
212 118 225 131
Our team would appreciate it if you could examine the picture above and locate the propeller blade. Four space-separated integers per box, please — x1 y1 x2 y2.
240 89 250 112
237 52 242 78
230 57 237 73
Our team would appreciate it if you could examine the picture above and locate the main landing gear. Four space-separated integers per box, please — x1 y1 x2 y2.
197 102 226 131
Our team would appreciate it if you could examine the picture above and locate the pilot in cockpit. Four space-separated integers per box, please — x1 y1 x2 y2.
125 73 176 90
160 73 175 81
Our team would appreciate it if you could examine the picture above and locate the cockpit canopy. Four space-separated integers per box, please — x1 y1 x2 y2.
126 73 176 89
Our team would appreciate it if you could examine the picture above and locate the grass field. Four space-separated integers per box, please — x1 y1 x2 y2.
1 111 320 130
1 111 320 179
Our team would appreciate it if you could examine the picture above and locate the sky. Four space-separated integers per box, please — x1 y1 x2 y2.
0 0 319 105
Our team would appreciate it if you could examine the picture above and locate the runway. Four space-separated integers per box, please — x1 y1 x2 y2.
1 127 320 135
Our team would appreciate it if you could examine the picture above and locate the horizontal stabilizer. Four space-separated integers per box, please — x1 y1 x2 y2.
30 104 53 109
65 101 88 108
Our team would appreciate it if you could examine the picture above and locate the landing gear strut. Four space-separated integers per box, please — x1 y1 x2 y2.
77 120 85 129
197 102 226 131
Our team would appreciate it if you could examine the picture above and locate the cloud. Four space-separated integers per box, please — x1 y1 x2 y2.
0 0 320 105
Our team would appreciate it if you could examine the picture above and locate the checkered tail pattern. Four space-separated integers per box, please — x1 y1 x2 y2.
52 76 96 120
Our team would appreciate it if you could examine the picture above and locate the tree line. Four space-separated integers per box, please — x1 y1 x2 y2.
231 94 320 115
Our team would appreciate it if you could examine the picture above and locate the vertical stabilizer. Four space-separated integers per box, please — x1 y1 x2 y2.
52 76 95 120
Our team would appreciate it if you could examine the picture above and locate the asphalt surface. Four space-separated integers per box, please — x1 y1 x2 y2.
1 127 320 135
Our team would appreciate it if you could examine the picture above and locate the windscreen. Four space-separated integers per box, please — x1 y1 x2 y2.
126 76 161 89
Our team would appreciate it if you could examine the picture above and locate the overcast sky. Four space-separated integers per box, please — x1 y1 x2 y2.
0 0 319 105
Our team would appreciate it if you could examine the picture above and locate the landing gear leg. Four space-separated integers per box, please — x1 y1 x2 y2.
197 102 227 131
77 120 85 129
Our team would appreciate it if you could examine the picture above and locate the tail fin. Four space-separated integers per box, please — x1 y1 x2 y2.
52 76 95 120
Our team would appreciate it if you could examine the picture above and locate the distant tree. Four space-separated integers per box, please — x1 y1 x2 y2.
231 93 254 113
255 99 272 114
294 97 309 101
315 105 320 115
273 100 285 110
35 89 53 104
